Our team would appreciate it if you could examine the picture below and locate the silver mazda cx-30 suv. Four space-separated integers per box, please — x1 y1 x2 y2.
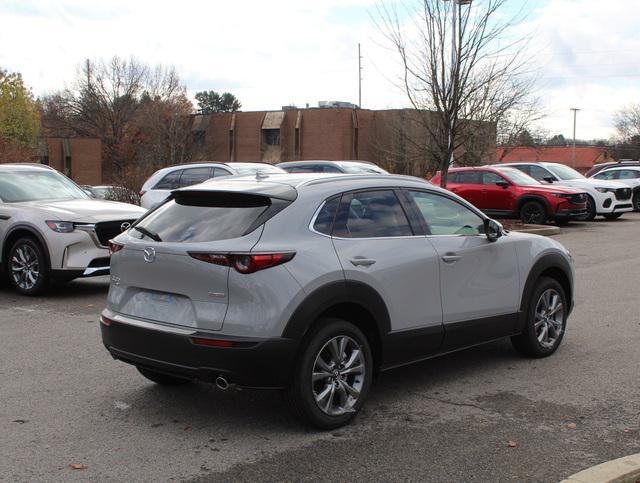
101 173 575 428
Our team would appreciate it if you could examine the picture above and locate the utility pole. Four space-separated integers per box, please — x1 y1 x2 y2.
570 108 580 168
358 43 362 108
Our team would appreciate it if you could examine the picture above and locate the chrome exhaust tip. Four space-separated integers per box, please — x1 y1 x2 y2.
215 376 230 390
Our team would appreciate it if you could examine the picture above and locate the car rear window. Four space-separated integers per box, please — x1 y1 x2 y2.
132 192 274 242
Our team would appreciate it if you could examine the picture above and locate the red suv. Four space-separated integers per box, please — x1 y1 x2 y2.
431 166 588 224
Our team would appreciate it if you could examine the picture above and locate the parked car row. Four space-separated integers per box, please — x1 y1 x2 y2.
431 162 635 224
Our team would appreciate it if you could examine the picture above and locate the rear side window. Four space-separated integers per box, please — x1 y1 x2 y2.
179 167 213 187
154 170 182 190
333 190 412 238
132 192 273 242
618 170 639 179
457 171 481 184
313 196 340 235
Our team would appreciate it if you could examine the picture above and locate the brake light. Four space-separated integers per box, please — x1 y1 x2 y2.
108 240 124 255
192 338 234 348
139 190 146 197
188 252 295 274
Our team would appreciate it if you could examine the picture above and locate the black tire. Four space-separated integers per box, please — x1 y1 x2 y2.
584 196 597 221
511 276 567 358
6 237 49 296
137 367 191 385
285 318 373 430
634 192 640 212
520 201 547 225
603 213 622 220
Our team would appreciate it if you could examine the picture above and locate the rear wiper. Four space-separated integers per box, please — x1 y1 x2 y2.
133 226 162 242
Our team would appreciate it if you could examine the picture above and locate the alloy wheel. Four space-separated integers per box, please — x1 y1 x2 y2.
522 204 544 224
312 335 365 416
534 288 564 349
10 244 41 291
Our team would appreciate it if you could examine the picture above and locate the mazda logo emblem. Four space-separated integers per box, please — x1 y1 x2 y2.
143 247 156 263
120 222 131 232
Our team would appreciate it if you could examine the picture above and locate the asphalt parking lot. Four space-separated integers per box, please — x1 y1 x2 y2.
2 214 640 482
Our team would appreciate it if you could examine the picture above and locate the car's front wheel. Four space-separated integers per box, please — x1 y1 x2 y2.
7 238 48 296
520 201 547 225
634 192 640 212
511 276 567 358
286 318 373 429
584 195 597 221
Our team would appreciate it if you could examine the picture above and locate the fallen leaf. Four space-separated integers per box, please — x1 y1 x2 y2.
69 464 86 470
86 304 94 308
507 441 517 448
624 429 632 433
567 423 577 429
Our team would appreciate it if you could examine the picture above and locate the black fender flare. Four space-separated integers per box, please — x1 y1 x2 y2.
517 253 573 331
516 195 552 216
281 279 391 341
2 224 52 270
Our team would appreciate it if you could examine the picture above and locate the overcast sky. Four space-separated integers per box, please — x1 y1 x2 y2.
2 0 639 140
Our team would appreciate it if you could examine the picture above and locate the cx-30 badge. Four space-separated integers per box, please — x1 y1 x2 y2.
143 247 156 263
120 222 131 232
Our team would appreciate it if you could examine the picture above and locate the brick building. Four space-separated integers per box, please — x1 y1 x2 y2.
0 137 103 185
189 107 496 176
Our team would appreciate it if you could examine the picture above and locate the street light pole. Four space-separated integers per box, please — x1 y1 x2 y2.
570 107 580 168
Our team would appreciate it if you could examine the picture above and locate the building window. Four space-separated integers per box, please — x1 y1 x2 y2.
263 129 280 146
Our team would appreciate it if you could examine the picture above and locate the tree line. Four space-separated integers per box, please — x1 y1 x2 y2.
0 57 241 187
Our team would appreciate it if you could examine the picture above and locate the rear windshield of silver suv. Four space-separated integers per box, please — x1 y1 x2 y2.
131 192 277 243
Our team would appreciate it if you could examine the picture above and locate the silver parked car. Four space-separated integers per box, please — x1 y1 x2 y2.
101 173 575 428
0 164 146 295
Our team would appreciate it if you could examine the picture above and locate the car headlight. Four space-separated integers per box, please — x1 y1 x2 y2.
45 220 76 233
595 187 616 193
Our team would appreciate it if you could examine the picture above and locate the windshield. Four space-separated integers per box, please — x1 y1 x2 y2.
547 164 584 180
496 167 540 186
232 164 286 175
0 170 89 203
338 162 388 174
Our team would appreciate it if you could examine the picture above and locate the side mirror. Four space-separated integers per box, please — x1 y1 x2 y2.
543 176 555 183
495 181 510 189
484 219 503 242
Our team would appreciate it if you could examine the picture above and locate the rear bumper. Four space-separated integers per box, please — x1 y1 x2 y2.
100 313 298 389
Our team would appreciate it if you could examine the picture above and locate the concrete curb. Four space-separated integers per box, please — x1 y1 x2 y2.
510 225 561 236
560 453 640 483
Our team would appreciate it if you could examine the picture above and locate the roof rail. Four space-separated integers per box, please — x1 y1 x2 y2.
297 173 427 188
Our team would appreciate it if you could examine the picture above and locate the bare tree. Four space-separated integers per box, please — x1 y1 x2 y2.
496 98 547 161
376 0 535 187
615 103 640 141
45 57 194 185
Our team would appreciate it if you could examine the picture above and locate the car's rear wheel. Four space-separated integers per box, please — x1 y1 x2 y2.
603 213 622 220
520 201 547 225
7 238 48 296
511 276 567 358
137 367 191 385
285 318 373 429
584 195 597 221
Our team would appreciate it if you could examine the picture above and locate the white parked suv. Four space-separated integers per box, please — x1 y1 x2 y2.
0 164 146 295
501 162 634 220
589 166 640 211
139 162 287 209
101 172 575 428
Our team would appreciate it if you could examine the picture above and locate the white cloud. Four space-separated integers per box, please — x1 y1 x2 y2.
2 0 640 140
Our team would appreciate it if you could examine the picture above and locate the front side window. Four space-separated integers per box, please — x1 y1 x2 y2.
154 170 182 190
333 190 412 238
594 170 617 180
481 171 505 185
409 190 484 236
0 170 89 203
213 167 233 177
179 167 213 187
527 165 553 181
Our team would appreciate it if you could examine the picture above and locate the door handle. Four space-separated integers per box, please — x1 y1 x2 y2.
441 253 461 264
350 258 376 267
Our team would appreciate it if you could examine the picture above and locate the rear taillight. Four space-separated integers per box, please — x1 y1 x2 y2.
108 240 124 255
100 315 113 326
188 252 295 274
139 190 146 197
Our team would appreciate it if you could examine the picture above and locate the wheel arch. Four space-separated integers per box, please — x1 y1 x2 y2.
516 195 551 215
517 253 573 332
2 224 51 270
282 280 390 372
